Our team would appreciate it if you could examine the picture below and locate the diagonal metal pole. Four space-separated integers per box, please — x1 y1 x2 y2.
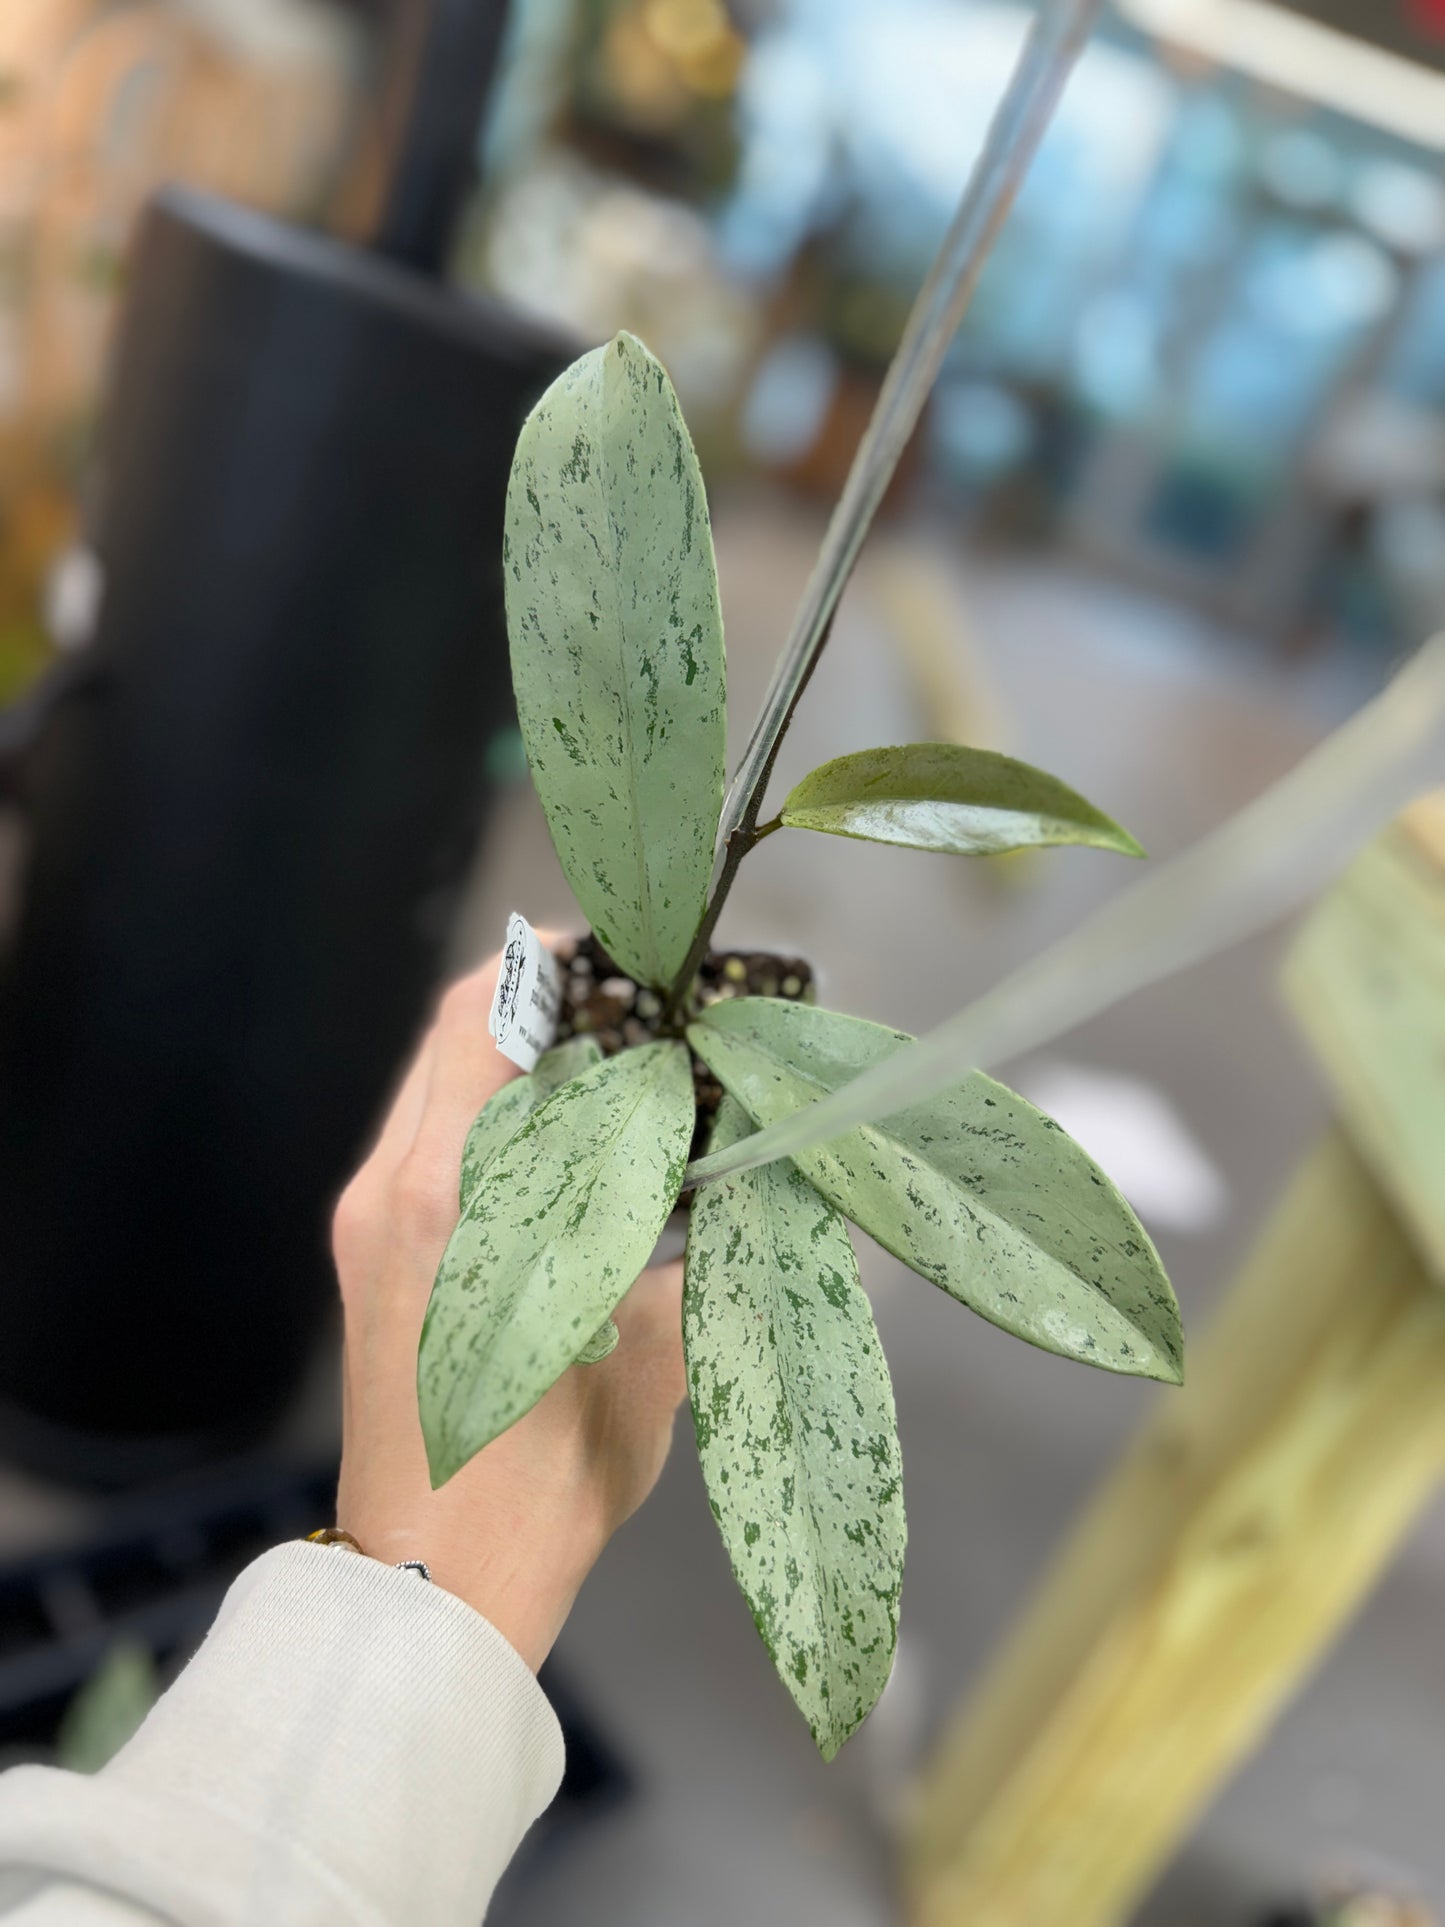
712 0 1104 879
687 632 1445 1187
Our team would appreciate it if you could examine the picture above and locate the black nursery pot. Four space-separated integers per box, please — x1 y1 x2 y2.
0 190 569 1484
551 934 816 1164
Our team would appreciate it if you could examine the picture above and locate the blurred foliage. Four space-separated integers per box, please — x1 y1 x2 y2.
55 1640 159 1774
568 0 744 193
0 0 380 707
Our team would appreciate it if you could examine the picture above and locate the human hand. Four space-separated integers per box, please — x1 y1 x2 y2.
332 945 686 1669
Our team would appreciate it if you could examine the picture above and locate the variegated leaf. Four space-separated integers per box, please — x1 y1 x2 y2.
458 1035 604 1211
504 332 726 987
457 1036 620 1366
780 743 1143 859
685 1099 905 1760
689 1000 1181 1384
421 1041 695 1484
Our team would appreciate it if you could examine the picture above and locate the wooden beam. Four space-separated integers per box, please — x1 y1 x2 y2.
905 1129 1445 1927
1285 793 1445 1278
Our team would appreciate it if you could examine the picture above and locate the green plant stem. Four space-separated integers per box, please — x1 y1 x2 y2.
670 0 1101 1020
663 618 834 1023
711 0 1102 869
662 823 765 1024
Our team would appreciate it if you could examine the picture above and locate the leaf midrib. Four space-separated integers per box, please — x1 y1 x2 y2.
755 1169 859 1724
594 353 661 982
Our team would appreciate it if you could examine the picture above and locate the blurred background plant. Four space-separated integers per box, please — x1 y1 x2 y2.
463 0 1445 650
5 0 1445 702
54 1637 156 1773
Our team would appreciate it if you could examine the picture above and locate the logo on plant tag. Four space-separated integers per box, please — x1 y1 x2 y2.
488 914 563 1072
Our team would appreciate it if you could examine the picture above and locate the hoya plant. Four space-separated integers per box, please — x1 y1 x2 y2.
417 328 1182 1760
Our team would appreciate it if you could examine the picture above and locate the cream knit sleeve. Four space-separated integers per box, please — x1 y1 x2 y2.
0 1542 565 1925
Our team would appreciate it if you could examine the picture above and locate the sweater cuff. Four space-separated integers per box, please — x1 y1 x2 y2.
0 1542 564 1926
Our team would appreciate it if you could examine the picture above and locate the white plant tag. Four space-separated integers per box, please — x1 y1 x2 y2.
488 914 563 1073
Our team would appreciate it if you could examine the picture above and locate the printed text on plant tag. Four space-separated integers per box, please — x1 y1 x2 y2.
488 914 563 1072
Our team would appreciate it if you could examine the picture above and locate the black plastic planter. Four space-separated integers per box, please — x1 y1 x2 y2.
0 187 569 1479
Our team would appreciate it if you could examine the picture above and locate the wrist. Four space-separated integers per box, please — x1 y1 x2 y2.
353 1500 604 1672
441 1550 586 1671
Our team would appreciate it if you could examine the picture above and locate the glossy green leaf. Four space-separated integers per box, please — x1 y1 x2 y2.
689 1001 1181 1384
458 1036 604 1211
684 1099 905 1760
779 743 1143 859
504 332 726 987
422 1041 695 1484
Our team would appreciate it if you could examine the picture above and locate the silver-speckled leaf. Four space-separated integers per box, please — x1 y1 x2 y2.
457 1038 618 1363
689 1001 1181 1384
536 1034 607 1088
684 1099 905 1760
780 744 1144 859
504 332 726 987
422 1040 695 1484
458 1035 604 1211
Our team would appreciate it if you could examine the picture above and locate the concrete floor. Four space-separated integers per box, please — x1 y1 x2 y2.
462 502 1445 1925
2 499 1441 1922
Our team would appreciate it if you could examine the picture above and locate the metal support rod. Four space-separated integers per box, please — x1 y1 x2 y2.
711 0 1103 877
